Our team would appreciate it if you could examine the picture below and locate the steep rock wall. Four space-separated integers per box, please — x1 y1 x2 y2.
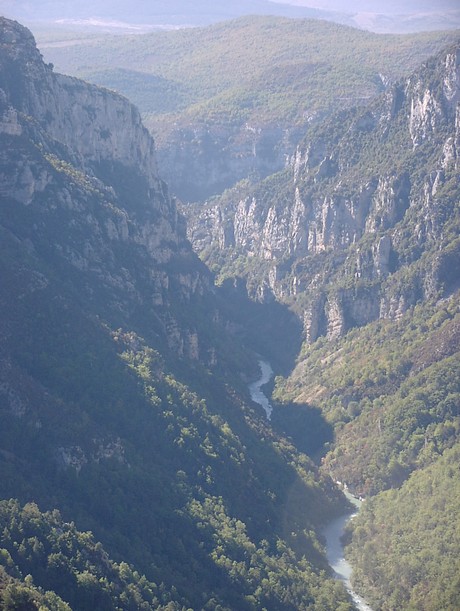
0 18 216 363
186 44 460 342
158 122 303 203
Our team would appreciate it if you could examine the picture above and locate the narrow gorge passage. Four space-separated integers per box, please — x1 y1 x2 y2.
249 360 373 611
322 491 373 611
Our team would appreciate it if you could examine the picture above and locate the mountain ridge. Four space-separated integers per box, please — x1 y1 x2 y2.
35 16 460 202
1 0 460 33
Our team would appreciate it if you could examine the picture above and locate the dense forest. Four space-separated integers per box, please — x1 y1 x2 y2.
345 446 460 610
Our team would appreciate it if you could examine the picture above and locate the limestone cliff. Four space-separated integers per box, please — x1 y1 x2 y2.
157 122 304 203
0 17 220 364
186 43 460 342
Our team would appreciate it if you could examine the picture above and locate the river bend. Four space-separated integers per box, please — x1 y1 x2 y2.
248 359 273 419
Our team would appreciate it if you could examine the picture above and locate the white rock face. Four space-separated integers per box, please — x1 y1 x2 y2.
409 89 444 147
234 198 261 254
0 17 214 366
373 236 392 277
409 48 460 148
443 48 460 105
0 19 159 188
188 172 408 265
0 20 180 262
186 43 460 343
365 175 410 233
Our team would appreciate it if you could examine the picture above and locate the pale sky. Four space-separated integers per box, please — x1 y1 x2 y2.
270 0 460 12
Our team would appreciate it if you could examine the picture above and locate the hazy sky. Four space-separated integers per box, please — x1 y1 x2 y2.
272 0 460 12
1 0 458 33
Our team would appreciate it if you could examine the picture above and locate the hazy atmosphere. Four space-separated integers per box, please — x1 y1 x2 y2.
1 0 460 31
0 1 459 610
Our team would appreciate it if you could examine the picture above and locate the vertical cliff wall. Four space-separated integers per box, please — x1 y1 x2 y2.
186 44 460 342
0 17 226 363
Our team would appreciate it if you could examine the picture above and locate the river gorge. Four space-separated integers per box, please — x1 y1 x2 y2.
249 360 373 611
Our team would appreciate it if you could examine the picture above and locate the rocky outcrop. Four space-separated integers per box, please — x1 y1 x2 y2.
186 43 460 342
158 122 304 203
0 17 221 367
0 19 180 258
0 19 159 187
409 47 460 148
57 438 126 474
187 170 412 266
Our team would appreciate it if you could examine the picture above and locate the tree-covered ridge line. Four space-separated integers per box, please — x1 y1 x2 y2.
36 16 460 139
3 0 460 33
0 0 355 30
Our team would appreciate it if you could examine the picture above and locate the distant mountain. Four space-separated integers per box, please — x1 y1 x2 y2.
36 16 460 202
265 1 460 33
0 0 344 29
1 0 459 32
283 0 458 11
0 16 350 610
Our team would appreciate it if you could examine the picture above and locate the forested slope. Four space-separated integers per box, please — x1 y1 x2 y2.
0 17 352 610
345 446 460 610
186 41 460 609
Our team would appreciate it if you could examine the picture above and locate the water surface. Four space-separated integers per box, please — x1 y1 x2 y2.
248 359 273 419
249 359 373 610
322 491 373 611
